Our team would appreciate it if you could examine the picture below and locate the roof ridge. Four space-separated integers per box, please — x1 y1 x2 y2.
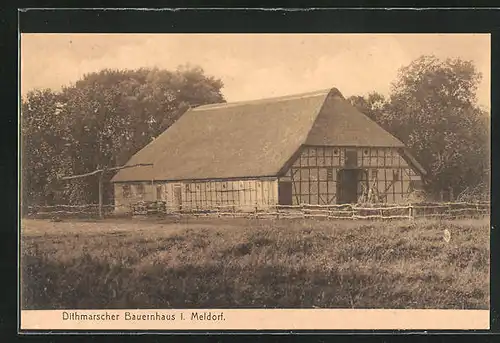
191 87 334 112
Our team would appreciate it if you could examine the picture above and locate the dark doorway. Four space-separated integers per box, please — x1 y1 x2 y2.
337 169 361 204
173 184 182 211
156 185 162 200
278 181 293 205
345 149 358 168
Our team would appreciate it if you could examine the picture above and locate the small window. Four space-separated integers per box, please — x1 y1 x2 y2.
135 184 145 195
156 185 162 200
393 170 399 181
185 184 190 192
327 168 334 181
345 149 358 168
371 169 378 179
333 149 339 156
122 185 131 198
364 149 369 156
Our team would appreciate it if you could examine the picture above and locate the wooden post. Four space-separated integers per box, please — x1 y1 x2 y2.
98 172 103 219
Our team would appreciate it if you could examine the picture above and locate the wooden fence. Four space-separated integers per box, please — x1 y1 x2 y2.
25 201 490 221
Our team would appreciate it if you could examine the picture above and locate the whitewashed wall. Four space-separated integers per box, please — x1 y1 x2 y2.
114 178 279 213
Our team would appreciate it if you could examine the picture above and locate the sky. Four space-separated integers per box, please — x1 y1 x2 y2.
21 34 491 109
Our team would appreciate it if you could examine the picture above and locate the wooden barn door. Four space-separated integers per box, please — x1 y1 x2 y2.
278 181 293 205
337 169 360 204
156 185 163 200
173 184 182 211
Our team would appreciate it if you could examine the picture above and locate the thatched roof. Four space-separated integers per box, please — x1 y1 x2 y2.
112 87 407 182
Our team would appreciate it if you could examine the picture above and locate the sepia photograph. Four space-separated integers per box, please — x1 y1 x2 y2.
19 33 490 330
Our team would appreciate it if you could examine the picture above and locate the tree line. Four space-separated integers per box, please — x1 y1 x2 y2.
21 56 490 209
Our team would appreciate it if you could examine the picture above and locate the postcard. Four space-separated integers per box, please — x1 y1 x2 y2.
19 31 490 331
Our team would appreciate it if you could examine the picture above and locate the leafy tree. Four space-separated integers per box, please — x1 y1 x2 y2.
347 92 388 124
21 89 75 210
21 65 225 208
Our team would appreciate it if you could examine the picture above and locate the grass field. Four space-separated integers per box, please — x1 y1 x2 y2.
20 217 489 310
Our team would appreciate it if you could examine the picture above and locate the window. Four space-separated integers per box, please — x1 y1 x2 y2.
371 169 378 179
156 185 162 200
136 184 145 195
122 185 131 198
363 149 369 156
327 168 334 181
393 170 399 181
333 148 339 156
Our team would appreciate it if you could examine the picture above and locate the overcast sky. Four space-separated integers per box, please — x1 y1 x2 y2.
21 34 490 109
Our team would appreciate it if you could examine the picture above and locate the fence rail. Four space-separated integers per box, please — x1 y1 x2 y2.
24 201 490 220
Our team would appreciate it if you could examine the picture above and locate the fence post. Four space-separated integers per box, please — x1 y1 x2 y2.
408 204 413 221
98 173 103 219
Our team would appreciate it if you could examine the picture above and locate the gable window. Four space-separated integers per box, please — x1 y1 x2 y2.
122 185 131 198
393 170 399 181
327 168 334 181
345 149 358 168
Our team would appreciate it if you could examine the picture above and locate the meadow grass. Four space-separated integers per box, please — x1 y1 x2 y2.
20 217 489 309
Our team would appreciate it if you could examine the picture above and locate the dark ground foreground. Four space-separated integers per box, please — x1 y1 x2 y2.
21 217 489 310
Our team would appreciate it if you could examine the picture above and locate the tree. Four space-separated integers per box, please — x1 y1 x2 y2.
347 92 388 124
21 89 74 210
21 65 225 208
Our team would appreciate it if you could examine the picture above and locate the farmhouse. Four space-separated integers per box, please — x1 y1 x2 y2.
111 87 426 213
